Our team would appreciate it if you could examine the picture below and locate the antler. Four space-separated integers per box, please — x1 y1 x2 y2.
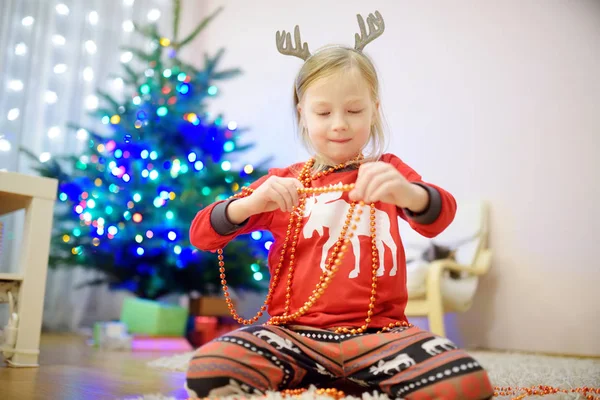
276 25 311 61
354 10 385 52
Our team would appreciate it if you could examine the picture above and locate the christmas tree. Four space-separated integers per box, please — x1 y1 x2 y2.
20 1 273 301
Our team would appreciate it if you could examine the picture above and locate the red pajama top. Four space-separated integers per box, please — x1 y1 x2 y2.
189 153 456 330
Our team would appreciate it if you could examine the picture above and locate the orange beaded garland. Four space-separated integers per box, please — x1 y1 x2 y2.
216 156 412 334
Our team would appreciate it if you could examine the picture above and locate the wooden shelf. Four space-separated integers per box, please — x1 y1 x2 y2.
0 273 24 281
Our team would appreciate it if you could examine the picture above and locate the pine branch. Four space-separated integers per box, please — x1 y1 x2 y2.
176 6 224 49
120 45 155 63
173 0 182 42
96 89 121 112
212 68 243 80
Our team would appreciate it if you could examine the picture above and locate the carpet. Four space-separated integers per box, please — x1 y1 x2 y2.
135 349 600 399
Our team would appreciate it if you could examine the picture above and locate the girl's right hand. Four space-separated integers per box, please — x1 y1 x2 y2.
247 176 304 214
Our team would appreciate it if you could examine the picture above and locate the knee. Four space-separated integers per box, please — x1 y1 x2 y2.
186 353 238 398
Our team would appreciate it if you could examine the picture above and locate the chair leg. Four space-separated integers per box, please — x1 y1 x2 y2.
427 291 446 338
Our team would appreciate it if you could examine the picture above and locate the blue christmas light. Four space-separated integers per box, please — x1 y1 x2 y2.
177 83 190 94
157 106 168 116
223 141 235 152
188 152 197 162
251 231 262 240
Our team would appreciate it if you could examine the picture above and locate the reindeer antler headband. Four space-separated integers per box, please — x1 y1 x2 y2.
276 10 385 61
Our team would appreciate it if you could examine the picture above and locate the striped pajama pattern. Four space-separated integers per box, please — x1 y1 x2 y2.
186 324 493 399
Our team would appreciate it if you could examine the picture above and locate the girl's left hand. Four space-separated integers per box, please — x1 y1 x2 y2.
348 162 424 209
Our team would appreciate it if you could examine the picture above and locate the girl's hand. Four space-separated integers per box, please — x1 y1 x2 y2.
349 162 429 211
246 176 304 214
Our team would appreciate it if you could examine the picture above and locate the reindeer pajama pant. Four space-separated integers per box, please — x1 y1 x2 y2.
185 324 493 400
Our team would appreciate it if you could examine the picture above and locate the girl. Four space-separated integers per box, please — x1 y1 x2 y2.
186 11 493 400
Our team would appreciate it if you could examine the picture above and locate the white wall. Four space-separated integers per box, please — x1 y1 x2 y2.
176 0 600 356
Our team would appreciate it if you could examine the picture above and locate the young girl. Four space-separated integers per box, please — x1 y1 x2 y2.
186 11 493 400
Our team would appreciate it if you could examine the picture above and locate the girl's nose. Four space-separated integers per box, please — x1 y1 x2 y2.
331 114 348 131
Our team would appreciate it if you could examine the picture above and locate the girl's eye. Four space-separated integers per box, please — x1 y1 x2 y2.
348 109 364 114
317 112 330 116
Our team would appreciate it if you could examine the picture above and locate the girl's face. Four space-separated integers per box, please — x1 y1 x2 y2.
298 68 378 165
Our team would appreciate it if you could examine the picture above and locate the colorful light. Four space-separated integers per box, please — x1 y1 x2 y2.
223 141 234 152
157 106 168 116
251 231 262 240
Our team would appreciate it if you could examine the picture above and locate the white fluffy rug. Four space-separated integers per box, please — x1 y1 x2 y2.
132 350 600 400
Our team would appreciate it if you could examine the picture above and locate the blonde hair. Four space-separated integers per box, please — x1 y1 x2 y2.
293 46 387 172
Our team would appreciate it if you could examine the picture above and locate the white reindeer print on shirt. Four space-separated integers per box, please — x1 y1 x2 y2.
302 183 398 279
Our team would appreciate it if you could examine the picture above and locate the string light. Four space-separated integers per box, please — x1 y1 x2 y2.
47 126 61 139
120 52 133 63
76 129 89 140
21 16 34 26
55 4 70 16
39 152 51 163
85 40 97 54
83 67 94 81
8 80 24 91
147 9 161 21
53 64 67 74
14 43 27 55
85 95 98 110
7 109 19 121
0 137 11 152
45 91 58 104
52 35 66 46
87 11 98 25
122 20 134 32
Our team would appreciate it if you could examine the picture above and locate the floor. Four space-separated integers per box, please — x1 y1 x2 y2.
0 334 190 400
